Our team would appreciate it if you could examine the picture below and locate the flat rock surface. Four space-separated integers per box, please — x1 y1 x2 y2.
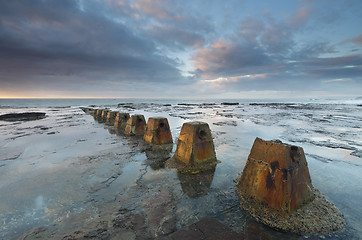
237 188 344 235
1 101 361 240
160 218 245 240
0 112 46 121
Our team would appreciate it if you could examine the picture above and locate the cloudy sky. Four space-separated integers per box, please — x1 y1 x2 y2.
0 0 361 99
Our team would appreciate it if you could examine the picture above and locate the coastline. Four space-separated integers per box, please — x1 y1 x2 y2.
0 99 361 239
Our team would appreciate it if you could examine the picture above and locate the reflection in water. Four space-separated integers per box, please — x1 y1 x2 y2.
145 145 173 170
108 126 126 136
108 127 117 135
24 195 48 220
35 195 45 211
177 167 216 198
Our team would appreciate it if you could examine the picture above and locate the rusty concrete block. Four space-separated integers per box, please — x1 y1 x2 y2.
144 117 173 145
106 111 118 125
237 137 315 214
94 109 104 121
114 112 130 132
124 114 146 136
98 109 110 123
172 121 217 168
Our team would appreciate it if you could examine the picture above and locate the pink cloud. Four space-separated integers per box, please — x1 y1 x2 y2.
192 39 270 79
192 40 234 77
239 18 264 44
340 34 362 45
132 0 183 21
289 6 311 27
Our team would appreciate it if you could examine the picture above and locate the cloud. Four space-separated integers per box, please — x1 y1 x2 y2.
0 1 185 82
131 0 183 21
191 2 361 95
340 34 362 45
192 40 270 79
323 78 352 84
146 23 205 50
0 0 361 98
289 6 312 27
106 0 214 50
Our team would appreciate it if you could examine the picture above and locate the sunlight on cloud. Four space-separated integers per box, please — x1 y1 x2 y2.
202 74 268 86
323 78 352 84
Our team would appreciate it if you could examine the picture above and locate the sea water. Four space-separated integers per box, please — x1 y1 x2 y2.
0 98 361 239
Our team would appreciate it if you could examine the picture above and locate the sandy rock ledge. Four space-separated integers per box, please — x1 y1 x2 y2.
237 188 344 235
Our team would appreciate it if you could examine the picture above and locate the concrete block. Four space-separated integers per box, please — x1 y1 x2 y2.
124 114 146 136
173 121 216 168
144 117 173 145
114 112 130 132
237 138 314 213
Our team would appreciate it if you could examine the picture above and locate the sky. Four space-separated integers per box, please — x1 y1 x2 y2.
0 0 361 99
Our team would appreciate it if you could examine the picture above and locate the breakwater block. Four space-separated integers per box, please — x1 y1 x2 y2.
166 121 217 172
114 112 130 132
93 109 101 119
238 137 314 213
106 111 118 125
144 117 173 145
80 107 94 114
99 109 110 123
236 137 344 234
124 114 146 136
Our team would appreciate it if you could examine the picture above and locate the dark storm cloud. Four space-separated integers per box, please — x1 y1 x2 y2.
1 0 361 97
0 0 184 87
122 0 214 50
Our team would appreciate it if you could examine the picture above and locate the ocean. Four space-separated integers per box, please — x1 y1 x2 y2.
0 98 361 239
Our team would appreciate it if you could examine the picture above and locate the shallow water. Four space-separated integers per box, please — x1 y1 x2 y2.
0 98 361 239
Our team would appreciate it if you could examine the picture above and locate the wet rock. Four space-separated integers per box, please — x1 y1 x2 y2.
99 109 110 123
21 226 49 240
177 103 199 106
142 189 176 238
124 114 146 136
144 144 173 170
236 137 344 234
144 117 173 145
221 102 239 105
0 112 46 121
166 121 217 172
80 107 94 114
177 167 216 198
62 221 110 240
237 137 315 213
114 112 130 132
106 111 118 125
213 120 237 126
162 218 244 240
117 103 136 109
93 109 104 121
